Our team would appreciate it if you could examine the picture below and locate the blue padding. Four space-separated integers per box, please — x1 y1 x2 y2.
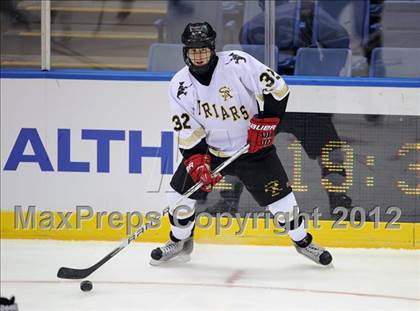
1 69 420 88
284 75 420 88
0 69 174 81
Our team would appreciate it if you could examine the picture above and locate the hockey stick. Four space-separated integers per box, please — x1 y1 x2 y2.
57 144 249 279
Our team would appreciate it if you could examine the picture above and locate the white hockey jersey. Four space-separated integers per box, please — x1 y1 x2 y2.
168 50 289 157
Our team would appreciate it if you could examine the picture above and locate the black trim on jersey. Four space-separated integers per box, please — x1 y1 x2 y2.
262 93 289 120
179 138 209 159
189 56 219 86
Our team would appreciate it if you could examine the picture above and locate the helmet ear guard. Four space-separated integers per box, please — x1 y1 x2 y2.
181 22 217 73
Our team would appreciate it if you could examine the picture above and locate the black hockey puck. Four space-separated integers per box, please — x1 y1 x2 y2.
80 280 93 292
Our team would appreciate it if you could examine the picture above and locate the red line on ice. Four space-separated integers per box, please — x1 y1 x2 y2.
2 279 419 302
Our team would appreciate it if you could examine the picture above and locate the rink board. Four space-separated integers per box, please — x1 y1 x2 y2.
1 72 419 248
0 210 419 249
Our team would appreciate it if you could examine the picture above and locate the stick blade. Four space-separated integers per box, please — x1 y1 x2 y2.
57 267 92 279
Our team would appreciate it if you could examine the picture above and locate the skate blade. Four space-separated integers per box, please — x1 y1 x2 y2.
149 254 191 267
299 254 334 267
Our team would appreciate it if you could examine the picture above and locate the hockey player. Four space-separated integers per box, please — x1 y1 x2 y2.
150 22 332 266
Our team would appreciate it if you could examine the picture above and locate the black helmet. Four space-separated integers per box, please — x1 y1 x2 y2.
182 22 216 49
181 22 217 74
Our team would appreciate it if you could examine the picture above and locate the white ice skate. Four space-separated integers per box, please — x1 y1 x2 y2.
294 233 333 266
150 237 194 266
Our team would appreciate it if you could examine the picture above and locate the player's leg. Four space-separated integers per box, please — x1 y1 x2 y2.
236 147 332 265
150 162 207 265
150 187 196 266
267 192 332 265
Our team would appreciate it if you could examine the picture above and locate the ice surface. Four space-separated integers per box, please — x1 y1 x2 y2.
1 240 419 310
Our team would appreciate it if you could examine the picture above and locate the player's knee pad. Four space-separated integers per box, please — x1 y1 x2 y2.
167 187 196 227
268 192 303 230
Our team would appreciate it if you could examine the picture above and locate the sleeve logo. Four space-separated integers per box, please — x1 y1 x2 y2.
226 52 247 65
177 81 192 99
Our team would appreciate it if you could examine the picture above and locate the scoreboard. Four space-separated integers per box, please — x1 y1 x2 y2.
203 112 419 222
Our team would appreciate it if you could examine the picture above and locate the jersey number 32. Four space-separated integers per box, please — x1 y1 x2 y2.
172 113 191 131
